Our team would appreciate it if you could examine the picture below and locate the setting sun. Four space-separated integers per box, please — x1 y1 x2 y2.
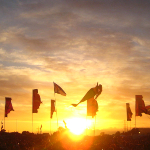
65 117 92 135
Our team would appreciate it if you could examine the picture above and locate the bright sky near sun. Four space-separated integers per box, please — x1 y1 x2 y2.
1 0 150 134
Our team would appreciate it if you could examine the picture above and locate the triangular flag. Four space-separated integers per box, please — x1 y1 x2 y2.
53 82 66 96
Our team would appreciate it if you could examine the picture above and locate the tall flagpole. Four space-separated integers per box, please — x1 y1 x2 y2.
94 115 96 136
135 95 136 129
4 98 5 130
50 99 51 134
32 90 33 133
124 120 126 132
50 99 52 134
54 92 58 130
16 119 17 132
53 81 66 131
50 118 51 134
56 111 58 129
86 115 87 136
32 114 33 133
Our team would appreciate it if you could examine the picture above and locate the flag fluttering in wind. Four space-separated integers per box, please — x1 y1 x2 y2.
135 95 147 116
126 103 133 121
87 97 98 118
5 97 14 117
51 99 56 118
32 89 42 113
145 105 150 115
53 82 66 96
72 83 102 107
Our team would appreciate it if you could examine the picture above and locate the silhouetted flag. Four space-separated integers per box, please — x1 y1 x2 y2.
87 97 98 118
53 82 66 96
72 83 102 107
145 105 150 115
5 97 14 117
32 89 42 113
51 99 56 118
135 95 147 116
126 103 133 121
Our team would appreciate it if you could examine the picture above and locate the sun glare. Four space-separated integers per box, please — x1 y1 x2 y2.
66 117 92 135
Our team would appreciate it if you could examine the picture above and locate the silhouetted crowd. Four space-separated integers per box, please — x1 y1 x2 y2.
1 128 150 150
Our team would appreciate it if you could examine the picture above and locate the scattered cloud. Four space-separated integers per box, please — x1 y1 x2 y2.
1 0 150 132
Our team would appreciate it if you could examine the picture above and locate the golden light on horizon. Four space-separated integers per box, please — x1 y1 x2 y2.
66 117 92 135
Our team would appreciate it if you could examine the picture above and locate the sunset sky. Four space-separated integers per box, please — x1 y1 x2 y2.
1 0 150 134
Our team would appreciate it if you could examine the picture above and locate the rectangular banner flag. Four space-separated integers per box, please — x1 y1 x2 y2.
51 99 56 118
32 89 42 113
53 82 66 96
135 95 147 116
126 103 133 121
5 97 14 117
87 97 98 118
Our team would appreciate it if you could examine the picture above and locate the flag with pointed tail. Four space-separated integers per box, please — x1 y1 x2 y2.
72 83 102 107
